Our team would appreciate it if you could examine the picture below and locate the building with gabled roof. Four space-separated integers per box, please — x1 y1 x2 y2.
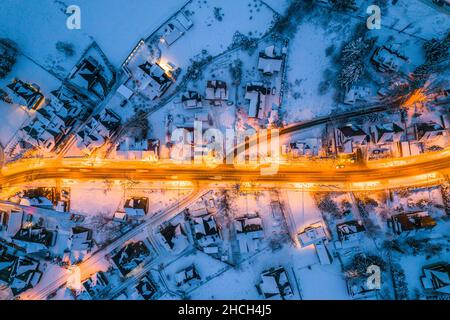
336 220 366 249
12 226 56 254
421 263 450 295
124 197 149 218
234 213 264 253
257 267 294 300
136 61 173 99
371 122 404 144
175 264 200 287
7 79 44 110
245 82 269 119
258 45 283 75
415 121 446 142
389 211 437 235
205 80 228 106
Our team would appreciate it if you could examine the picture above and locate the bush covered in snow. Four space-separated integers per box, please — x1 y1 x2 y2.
0 38 18 79
55 41 76 57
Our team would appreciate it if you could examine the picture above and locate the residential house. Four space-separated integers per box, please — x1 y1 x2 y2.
136 61 173 100
182 91 202 109
336 220 366 249
161 22 184 46
0 209 23 236
421 263 450 295
191 213 221 249
347 276 378 299
245 82 269 119
136 276 157 300
116 138 160 161
68 57 109 99
0 249 43 296
12 226 56 254
415 121 446 143
175 264 200 287
7 79 45 110
76 108 121 155
335 124 369 154
80 271 109 299
389 211 437 235
371 122 404 145
70 226 94 252
344 86 371 105
258 45 283 75
112 241 150 276
371 44 409 73
124 197 149 218
205 80 228 106
159 222 189 252
257 267 294 300
298 223 333 265
234 213 264 253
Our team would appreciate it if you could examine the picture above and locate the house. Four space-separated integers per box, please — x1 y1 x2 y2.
12 226 56 254
257 267 294 300
181 91 202 109
18 86 86 153
344 86 371 105
113 211 128 223
0 251 43 296
124 197 149 218
234 213 264 253
347 276 378 299
298 222 328 247
70 226 94 252
336 220 366 249
112 241 150 276
136 61 173 99
371 44 409 73
159 222 189 252
286 141 314 158
389 211 437 235
175 11 193 30
415 121 446 142
191 214 221 248
297 223 333 265
421 263 450 295
116 138 160 161
68 57 109 99
245 83 269 119
19 196 53 209
371 123 404 144
205 80 228 106
258 45 283 75
175 264 200 286
136 276 157 300
335 124 368 154
76 108 121 155
0 209 23 236
161 22 184 46
7 79 45 110
81 271 109 299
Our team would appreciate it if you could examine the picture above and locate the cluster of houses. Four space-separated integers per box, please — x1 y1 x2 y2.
332 117 447 160
76 108 121 155
0 245 43 296
7 83 91 155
